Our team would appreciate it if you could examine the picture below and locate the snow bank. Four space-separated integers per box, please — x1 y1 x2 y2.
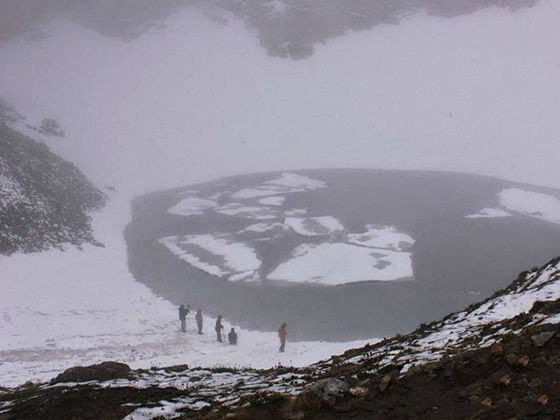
268 243 413 285
499 188 560 224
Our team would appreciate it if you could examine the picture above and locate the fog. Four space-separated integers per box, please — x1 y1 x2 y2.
0 0 559 194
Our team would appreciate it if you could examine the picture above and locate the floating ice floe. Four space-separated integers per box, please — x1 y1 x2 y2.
215 203 278 220
499 188 560 224
167 196 216 217
159 234 261 282
258 196 286 206
231 173 326 199
346 225 415 251
465 208 512 219
284 216 344 237
268 243 413 286
241 222 289 234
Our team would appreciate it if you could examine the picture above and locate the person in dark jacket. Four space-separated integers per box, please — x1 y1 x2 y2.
178 304 189 332
215 315 224 342
278 322 287 352
228 328 238 345
195 308 203 335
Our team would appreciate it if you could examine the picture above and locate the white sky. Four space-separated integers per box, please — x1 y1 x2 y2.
0 0 559 195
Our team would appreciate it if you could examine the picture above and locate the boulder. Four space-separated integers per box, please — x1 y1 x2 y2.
304 378 349 405
52 361 131 384
530 331 556 347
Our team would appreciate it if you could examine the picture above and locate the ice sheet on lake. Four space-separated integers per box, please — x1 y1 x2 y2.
268 243 413 286
241 222 289 234
499 188 560 224
231 173 326 199
264 173 326 190
258 196 286 206
215 203 278 220
285 216 343 237
159 234 261 282
465 208 512 219
167 196 216 217
346 225 415 251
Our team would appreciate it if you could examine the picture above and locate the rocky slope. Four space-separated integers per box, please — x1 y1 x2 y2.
1 256 559 419
0 121 105 255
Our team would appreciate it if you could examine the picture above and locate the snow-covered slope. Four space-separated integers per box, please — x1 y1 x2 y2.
0 122 105 254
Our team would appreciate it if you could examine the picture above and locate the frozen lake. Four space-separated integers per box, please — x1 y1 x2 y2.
125 169 560 341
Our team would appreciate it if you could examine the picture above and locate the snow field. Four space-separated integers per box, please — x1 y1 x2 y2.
0 195 372 388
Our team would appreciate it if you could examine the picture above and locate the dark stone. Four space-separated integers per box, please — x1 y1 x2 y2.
52 361 131 384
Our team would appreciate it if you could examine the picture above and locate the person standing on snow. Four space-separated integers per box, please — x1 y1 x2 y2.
195 308 203 335
278 322 287 352
215 315 224 342
178 304 189 333
228 328 238 345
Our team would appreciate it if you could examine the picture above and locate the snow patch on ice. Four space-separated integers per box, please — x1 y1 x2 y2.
258 196 286 206
499 188 560 224
231 173 326 200
346 225 415 251
167 196 216 217
241 222 289 234
465 208 512 219
268 243 413 286
285 216 343 237
214 202 278 220
159 234 260 282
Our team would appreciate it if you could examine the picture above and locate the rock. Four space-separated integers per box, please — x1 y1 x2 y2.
530 331 556 347
499 375 511 386
491 342 503 355
506 353 520 366
304 378 349 405
348 386 369 398
537 394 549 406
518 355 530 367
379 375 392 392
52 361 131 384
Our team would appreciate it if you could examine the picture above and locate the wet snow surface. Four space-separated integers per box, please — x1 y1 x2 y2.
128 170 560 342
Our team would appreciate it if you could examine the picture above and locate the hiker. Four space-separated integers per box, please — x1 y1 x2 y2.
178 304 189 332
215 315 224 342
278 322 287 352
195 308 203 335
228 328 238 345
